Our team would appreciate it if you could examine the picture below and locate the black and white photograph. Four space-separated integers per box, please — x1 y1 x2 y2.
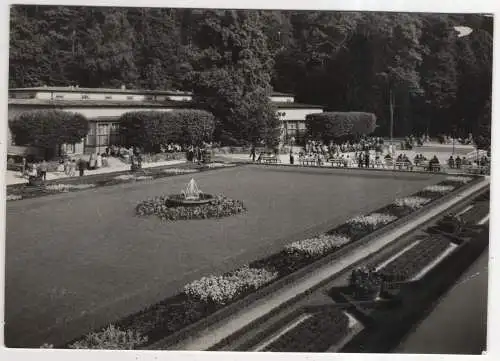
1 0 496 358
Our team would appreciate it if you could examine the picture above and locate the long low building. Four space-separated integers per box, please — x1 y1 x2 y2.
8 86 323 156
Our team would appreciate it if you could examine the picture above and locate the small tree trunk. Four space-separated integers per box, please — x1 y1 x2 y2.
389 88 394 143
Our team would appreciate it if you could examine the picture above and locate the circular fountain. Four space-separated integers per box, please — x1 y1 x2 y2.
165 178 214 207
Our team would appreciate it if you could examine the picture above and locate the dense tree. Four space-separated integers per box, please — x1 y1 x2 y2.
8 6 493 146
306 112 377 142
9 109 89 159
184 10 279 146
473 97 491 151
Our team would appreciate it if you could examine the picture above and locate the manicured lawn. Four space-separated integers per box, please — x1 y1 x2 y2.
5 165 444 348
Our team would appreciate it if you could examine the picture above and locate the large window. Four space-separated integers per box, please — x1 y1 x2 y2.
96 122 122 147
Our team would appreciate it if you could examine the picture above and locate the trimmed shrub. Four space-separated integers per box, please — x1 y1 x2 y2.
9 109 89 159
119 109 215 152
306 112 377 142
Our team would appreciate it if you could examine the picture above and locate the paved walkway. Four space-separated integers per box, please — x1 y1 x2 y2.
219 143 474 169
5 158 186 185
165 178 489 350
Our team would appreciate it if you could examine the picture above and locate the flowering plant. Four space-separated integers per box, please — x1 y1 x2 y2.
206 163 236 168
114 174 135 181
183 265 278 305
347 213 398 228
423 185 455 193
136 195 246 221
162 168 198 175
445 176 473 184
45 183 96 192
115 174 153 181
7 194 22 201
284 234 351 257
69 325 147 350
394 196 431 210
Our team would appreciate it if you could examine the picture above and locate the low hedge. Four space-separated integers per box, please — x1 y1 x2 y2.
263 309 350 352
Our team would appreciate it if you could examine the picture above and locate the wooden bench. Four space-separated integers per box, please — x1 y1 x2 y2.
328 158 344 167
301 159 318 166
260 156 280 164
394 161 413 171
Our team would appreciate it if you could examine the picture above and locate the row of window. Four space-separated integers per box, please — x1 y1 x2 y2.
55 94 137 100
285 121 306 130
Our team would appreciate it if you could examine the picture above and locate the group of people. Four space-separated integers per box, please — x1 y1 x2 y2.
399 134 430 150
23 160 49 181
160 143 183 153
186 144 212 164
438 133 474 145
304 137 386 157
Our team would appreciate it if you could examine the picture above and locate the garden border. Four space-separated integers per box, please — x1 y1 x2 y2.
147 176 485 350
6 163 240 201
211 186 489 352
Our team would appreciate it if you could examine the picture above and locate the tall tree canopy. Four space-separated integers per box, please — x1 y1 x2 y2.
9 7 493 145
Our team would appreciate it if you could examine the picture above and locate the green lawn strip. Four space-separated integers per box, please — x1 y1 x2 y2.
61 176 481 349
339 225 489 353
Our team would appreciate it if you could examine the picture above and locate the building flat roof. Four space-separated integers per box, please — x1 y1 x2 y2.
9 86 295 97
272 102 324 109
9 87 192 96
8 99 196 108
8 99 323 109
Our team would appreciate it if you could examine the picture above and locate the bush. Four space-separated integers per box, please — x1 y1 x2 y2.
306 112 377 142
69 325 147 350
9 110 89 160
119 110 215 152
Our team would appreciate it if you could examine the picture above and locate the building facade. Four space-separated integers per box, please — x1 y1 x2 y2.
8 86 323 156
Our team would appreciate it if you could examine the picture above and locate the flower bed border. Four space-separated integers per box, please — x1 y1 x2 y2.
62 175 483 350
212 187 489 352
6 163 239 202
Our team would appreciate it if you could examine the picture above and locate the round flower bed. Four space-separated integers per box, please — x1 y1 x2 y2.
136 194 246 221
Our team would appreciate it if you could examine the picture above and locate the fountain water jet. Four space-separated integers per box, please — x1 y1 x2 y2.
166 178 214 206
182 179 202 200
